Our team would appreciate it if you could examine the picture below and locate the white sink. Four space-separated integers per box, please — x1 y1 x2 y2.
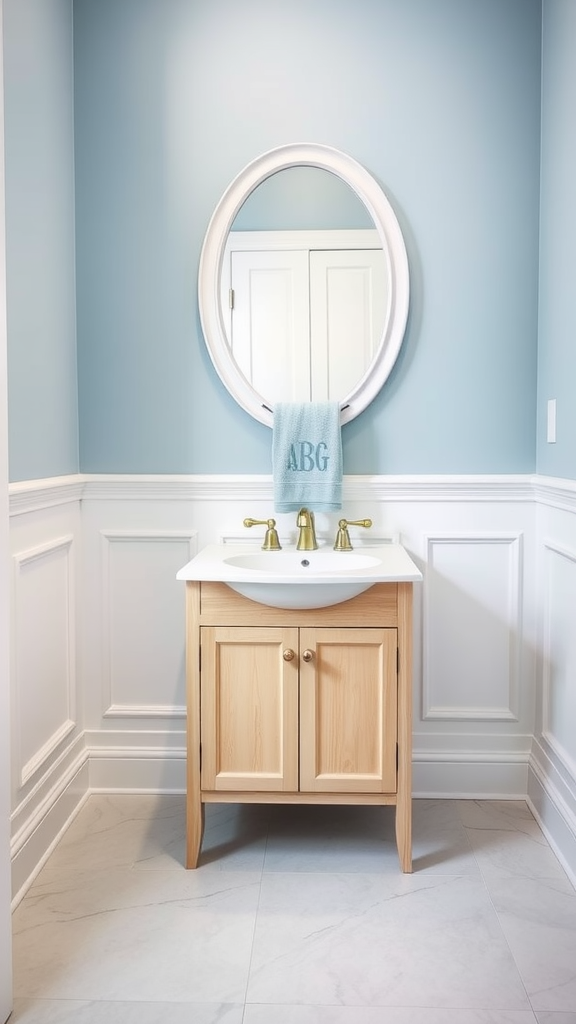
223 550 381 574
177 543 422 610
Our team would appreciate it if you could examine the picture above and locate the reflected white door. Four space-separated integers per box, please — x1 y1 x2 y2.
309 248 387 400
227 245 386 404
228 249 311 402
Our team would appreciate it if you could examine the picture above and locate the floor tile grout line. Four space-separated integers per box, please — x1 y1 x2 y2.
239 820 268 1018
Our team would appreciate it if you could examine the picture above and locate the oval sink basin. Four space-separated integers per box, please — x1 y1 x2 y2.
226 580 371 609
223 551 381 574
222 550 381 607
177 542 422 610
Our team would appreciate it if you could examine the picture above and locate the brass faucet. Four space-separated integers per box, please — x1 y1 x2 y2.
296 508 318 551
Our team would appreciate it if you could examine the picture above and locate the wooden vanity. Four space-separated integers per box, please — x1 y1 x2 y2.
183 578 416 872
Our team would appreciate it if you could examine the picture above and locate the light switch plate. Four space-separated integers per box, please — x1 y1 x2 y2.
547 398 557 443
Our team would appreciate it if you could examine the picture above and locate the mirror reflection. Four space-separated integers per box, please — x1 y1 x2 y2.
198 143 409 427
220 167 389 404
233 166 373 230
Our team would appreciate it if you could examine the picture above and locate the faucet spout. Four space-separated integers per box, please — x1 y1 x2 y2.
296 508 318 551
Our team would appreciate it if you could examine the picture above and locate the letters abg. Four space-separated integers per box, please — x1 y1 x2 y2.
287 441 329 472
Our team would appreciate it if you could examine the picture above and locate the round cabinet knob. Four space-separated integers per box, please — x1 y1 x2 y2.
283 649 295 661
302 649 313 662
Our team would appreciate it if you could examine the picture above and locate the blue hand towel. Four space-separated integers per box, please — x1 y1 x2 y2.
272 401 343 512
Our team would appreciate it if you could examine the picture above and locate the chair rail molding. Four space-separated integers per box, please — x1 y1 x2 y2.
9 472 543 511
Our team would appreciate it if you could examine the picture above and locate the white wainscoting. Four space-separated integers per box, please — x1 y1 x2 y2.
99 530 196 719
8 481 86 903
423 532 523 722
8 473 576 897
528 477 576 885
12 534 76 786
541 539 576 775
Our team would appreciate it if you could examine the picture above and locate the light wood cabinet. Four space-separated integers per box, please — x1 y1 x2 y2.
185 581 414 871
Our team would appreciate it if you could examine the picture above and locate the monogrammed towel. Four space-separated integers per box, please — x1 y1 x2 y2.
272 401 342 512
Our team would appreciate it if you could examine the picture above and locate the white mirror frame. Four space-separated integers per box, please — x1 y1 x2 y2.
198 143 410 427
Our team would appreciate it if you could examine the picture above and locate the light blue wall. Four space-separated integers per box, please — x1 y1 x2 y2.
3 1 544 479
73 0 542 475
537 0 576 478
4 0 78 483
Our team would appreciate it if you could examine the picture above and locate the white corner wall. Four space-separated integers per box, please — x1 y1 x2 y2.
528 477 576 883
0 6 13 1011
8 472 576 901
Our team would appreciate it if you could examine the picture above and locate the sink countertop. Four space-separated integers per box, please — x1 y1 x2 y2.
176 542 423 585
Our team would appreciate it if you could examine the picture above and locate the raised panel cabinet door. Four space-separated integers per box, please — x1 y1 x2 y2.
200 625 299 792
299 627 398 793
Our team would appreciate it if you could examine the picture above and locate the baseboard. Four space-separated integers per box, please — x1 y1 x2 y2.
11 758 90 908
84 734 529 801
413 758 529 799
10 734 186 904
527 758 576 889
87 753 186 793
85 730 186 793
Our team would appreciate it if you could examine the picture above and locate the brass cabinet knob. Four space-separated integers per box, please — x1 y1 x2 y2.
283 649 295 661
302 649 313 662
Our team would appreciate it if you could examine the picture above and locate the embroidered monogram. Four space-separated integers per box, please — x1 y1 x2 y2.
287 441 329 472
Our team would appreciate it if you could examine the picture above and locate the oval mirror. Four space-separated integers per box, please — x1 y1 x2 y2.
198 143 409 427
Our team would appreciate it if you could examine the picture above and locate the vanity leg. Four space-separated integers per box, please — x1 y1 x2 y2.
185 580 203 868
396 581 413 873
186 798 205 869
395 799 412 873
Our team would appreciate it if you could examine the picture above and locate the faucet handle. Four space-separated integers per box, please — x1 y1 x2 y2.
333 518 372 551
243 517 282 550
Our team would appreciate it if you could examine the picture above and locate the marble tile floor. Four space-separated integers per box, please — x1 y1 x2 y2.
10 795 576 1024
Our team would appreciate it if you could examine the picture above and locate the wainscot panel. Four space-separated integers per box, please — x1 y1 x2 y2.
529 476 576 886
9 478 85 904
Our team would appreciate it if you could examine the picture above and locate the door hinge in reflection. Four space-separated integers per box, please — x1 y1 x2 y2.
396 647 400 675
229 288 235 310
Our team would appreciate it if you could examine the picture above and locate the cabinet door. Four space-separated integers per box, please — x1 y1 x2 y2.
201 626 299 792
299 628 397 793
